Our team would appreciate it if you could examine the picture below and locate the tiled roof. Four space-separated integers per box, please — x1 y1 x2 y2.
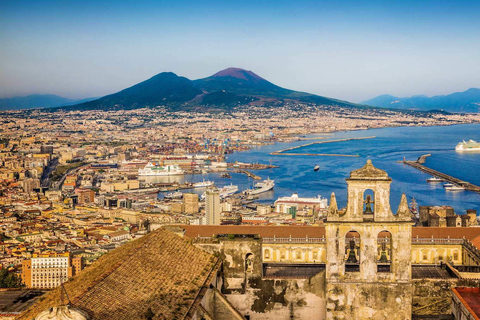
452 287 480 319
18 228 217 320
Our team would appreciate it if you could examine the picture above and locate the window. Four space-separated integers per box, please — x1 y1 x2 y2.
264 250 270 259
296 251 301 260
313 251 318 260
453 252 459 261
345 231 360 272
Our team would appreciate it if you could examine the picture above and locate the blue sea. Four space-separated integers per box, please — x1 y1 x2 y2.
155 124 480 214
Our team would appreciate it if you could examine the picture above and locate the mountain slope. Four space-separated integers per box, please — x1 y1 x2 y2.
68 72 202 111
362 88 480 113
59 67 360 111
0 94 98 111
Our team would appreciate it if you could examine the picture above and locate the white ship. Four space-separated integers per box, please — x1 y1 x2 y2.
426 176 444 182
201 184 238 200
445 184 465 191
138 162 184 176
164 191 183 199
455 140 480 152
193 180 214 188
245 178 275 195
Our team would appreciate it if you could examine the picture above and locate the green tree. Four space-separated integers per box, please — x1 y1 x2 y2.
0 269 24 288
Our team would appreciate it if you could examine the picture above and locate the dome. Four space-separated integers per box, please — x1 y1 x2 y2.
35 306 89 320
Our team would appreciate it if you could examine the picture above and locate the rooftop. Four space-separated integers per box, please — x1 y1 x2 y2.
452 287 480 319
18 228 217 320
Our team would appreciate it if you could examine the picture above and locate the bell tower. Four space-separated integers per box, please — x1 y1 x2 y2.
325 160 413 320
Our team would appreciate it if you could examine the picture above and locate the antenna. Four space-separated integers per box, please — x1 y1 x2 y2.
60 274 71 306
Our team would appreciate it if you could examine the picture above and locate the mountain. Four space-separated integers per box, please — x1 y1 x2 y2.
362 88 480 113
59 67 359 111
0 94 98 111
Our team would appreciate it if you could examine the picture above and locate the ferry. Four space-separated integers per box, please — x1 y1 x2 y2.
455 140 480 152
138 162 184 176
443 183 453 188
426 176 444 182
445 185 465 191
164 191 183 199
245 178 275 195
314 165 320 171
193 180 214 188
200 184 239 200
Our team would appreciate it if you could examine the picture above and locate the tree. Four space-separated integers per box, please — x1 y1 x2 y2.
0 269 24 288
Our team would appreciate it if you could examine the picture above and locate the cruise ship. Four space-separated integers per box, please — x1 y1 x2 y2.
138 162 184 176
455 140 480 152
245 178 275 195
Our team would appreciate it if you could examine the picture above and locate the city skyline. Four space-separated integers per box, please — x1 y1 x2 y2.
1 0 480 102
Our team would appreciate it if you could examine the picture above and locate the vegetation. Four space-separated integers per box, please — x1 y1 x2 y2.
0 269 24 288
50 162 86 181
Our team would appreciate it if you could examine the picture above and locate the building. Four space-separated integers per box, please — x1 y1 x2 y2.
205 187 221 225
452 287 480 320
325 159 412 319
183 193 199 214
274 193 327 217
21 253 83 289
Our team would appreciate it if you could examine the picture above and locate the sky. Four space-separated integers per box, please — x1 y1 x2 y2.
1 0 480 103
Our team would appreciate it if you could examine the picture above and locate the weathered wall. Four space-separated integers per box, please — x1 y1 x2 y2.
326 282 412 320
226 271 326 320
412 279 457 317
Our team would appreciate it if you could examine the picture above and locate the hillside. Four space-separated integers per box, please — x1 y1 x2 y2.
57 67 360 111
362 88 480 113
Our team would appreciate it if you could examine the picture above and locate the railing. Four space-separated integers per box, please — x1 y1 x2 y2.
263 237 326 244
411 238 464 245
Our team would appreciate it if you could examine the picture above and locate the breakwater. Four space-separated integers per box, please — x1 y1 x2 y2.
270 136 376 156
401 155 480 193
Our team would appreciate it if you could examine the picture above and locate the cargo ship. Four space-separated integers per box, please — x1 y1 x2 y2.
455 140 480 152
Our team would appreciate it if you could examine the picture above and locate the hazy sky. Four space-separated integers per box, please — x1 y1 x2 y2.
1 0 479 102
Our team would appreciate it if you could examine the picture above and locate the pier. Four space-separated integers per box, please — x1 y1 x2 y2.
270 136 375 156
400 154 480 193
235 169 262 180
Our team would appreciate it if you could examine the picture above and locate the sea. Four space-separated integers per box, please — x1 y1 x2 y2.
151 123 480 214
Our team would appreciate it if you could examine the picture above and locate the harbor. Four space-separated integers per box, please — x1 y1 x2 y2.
401 154 480 193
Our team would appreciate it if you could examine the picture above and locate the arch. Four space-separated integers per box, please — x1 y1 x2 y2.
245 253 254 273
377 230 392 272
363 189 375 218
345 230 360 272
264 249 271 260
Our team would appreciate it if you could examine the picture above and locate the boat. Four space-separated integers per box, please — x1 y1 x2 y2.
445 185 465 191
443 183 453 188
455 140 480 152
245 178 275 195
138 162 184 176
164 191 183 199
314 165 320 171
193 180 214 188
200 184 238 200
426 176 444 182
221 172 232 178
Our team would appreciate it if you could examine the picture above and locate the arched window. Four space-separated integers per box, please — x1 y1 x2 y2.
264 249 270 260
453 251 459 261
345 231 360 272
245 253 254 273
363 189 375 218
377 231 392 272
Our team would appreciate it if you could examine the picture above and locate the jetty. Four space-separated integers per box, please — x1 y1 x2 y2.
400 154 480 193
270 136 375 156
235 169 262 180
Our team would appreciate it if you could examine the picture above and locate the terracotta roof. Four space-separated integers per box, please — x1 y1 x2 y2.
18 228 217 320
412 227 480 241
452 287 480 319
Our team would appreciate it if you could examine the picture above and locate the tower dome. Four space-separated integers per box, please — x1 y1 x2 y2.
35 306 89 320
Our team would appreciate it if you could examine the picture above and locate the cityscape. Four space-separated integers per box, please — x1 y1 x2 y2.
1 1 480 320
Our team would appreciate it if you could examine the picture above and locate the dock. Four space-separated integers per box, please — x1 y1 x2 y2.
235 169 262 180
270 136 375 156
400 154 480 193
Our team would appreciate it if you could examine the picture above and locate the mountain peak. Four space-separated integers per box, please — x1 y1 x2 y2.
211 67 265 83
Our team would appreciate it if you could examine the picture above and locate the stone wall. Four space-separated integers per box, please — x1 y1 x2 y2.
226 271 326 320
